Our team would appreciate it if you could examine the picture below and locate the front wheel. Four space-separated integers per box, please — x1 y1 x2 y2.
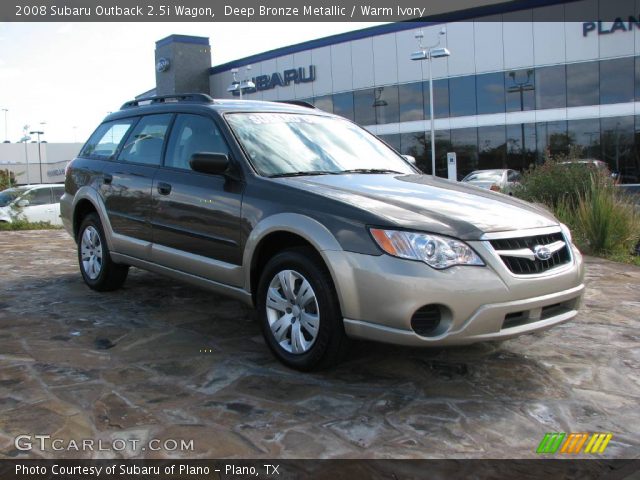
77 213 129 291
256 247 349 371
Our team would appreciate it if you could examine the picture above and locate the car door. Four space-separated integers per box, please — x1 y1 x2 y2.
150 113 244 286
103 114 173 259
19 187 53 223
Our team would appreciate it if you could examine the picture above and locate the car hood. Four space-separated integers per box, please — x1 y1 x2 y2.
276 174 557 239
463 180 496 189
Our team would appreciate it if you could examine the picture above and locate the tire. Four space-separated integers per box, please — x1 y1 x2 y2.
256 247 349 371
77 213 129 292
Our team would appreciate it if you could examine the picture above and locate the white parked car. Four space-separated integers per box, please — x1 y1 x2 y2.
461 169 521 195
0 184 65 225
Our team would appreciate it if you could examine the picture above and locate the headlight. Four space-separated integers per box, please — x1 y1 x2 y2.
560 223 573 244
369 228 485 269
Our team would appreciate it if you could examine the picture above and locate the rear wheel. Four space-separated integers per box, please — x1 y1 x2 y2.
77 213 128 291
257 247 349 370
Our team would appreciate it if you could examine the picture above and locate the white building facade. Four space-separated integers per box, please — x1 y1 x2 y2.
206 1 640 181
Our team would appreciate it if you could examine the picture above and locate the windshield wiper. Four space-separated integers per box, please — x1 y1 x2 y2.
339 168 404 174
268 170 339 178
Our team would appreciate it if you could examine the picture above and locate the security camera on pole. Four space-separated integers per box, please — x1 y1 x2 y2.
411 27 450 177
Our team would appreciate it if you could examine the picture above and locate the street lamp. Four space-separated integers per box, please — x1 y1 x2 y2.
411 28 450 177
21 125 31 184
1 108 8 142
227 65 256 100
29 130 44 183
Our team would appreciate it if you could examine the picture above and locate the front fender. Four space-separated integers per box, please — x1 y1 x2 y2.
243 213 357 313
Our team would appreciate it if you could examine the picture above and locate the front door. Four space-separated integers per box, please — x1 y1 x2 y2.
150 113 244 285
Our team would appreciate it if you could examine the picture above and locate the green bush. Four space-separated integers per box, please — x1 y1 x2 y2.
572 178 639 255
513 158 610 209
0 218 61 231
515 155 640 261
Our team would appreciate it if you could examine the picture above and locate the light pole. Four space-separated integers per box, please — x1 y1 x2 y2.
1 108 8 142
411 28 450 177
227 65 256 99
507 70 534 164
30 130 44 183
22 125 30 184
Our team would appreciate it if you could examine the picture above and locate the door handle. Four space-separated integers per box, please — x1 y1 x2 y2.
103 173 113 185
157 182 172 195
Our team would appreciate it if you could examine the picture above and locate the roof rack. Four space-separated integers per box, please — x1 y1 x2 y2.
120 93 214 110
276 100 317 109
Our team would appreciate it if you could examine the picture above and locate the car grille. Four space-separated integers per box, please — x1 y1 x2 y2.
489 231 571 275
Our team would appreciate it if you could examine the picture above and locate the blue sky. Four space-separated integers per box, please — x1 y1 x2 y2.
0 22 385 143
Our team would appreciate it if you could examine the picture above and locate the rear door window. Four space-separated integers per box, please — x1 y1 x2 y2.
81 119 137 159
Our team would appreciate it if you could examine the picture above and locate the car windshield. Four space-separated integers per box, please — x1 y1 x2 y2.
225 113 415 177
0 188 27 207
463 171 503 182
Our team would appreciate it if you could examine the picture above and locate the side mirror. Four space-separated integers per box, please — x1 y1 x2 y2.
189 152 230 175
16 199 30 207
403 155 416 165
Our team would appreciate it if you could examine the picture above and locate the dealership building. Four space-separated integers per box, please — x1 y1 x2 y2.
147 0 640 182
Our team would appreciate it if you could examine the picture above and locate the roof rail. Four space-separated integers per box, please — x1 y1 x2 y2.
276 100 317 109
120 93 214 110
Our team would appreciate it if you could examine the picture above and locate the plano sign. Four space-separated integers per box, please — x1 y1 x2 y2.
232 65 316 95
582 17 640 36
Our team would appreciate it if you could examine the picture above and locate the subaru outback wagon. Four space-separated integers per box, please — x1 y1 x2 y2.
61 94 585 370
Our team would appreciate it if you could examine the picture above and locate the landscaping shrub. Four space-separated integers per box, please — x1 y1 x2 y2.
515 155 640 261
0 218 61 231
513 158 610 209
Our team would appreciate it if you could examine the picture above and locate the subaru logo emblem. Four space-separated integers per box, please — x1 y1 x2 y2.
533 245 552 261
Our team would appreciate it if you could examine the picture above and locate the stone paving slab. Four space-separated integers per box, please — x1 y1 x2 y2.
0 230 638 459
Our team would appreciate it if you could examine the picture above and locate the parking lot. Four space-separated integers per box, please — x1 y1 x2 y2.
0 230 639 459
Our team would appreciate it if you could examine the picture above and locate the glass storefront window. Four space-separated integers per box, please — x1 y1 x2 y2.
536 121 568 160
425 130 452 177
602 116 636 182
333 91 354 121
600 57 634 105
449 76 477 117
535 65 566 109
567 118 601 159
400 131 427 171
506 123 536 171
450 127 478 179
567 62 599 107
478 125 507 169
313 95 334 113
505 69 535 112
635 57 640 102
423 79 450 119
476 72 505 115
399 82 424 122
378 133 401 152
374 85 400 125
353 89 376 126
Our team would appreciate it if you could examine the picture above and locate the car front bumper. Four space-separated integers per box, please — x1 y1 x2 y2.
324 238 585 346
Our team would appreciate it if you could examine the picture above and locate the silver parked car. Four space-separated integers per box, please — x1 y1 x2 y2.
0 184 65 225
462 169 521 195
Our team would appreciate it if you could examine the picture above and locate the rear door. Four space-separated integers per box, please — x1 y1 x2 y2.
103 114 173 258
150 113 244 284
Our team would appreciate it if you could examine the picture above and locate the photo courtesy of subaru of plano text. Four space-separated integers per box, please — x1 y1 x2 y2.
60 94 585 370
